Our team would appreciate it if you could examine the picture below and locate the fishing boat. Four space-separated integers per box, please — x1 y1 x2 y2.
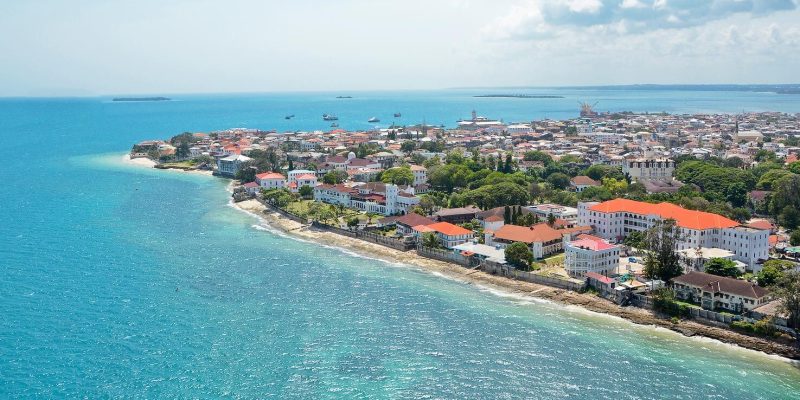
284 114 294 120
322 114 339 121
368 117 380 123
330 123 339 128
393 113 401 118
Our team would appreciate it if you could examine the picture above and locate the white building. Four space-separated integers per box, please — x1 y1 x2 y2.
526 204 579 222
255 172 287 190
313 182 419 216
287 169 318 193
507 124 533 134
623 158 675 181
564 234 620 278
216 154 252 177
410 165 427 186
577 199 770 272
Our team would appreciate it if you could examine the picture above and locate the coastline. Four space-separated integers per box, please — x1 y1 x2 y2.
121 154 213 175
233 198 800 361
116 155 799 361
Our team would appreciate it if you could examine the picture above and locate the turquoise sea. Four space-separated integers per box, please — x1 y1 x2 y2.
2 89 800 398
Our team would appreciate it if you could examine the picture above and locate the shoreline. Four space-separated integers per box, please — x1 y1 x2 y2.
233 198 800 361
121 154 213 175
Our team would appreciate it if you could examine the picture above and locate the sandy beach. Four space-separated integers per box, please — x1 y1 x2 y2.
121 154 213 175
234 198 800 360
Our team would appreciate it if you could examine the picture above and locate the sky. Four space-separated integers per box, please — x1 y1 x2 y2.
1 0 799 96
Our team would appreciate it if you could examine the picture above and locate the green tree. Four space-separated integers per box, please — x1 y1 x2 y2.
401 141 416 154
779 206 800 230
322 170 348 184
381 167 414 185
643 219 685 282
505 242 533 270
756 169 792 191
770 174 800 217
791 229 800 246
704 258 742 278
347 216 360 229
623 231 646 249
422 232 441 248
725 182 748 208
299 185 313 198
788 162 800 175
504 153 514 173
546 173 570 190
775 271 800 329
503 205 511 224
758 260 794 287
523 151 553 165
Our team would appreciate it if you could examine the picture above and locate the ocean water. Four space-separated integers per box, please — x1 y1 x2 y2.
2 90 800 399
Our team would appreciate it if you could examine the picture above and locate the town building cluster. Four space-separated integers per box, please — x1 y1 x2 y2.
133 109 800 319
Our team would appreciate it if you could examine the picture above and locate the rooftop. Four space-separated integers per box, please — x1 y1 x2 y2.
588 198 740 230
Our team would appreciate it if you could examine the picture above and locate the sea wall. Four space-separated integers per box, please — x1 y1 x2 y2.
482 261 586 292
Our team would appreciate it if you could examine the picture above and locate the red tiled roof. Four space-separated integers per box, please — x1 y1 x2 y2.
255 172 284 180
493 223 562 244
570 234 616 251
426 222 474 237
571 176 600 186
294 174 317 180
589 198 739 230
586 272 615 284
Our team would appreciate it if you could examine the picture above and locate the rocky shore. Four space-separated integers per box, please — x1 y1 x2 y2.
234 198 800 361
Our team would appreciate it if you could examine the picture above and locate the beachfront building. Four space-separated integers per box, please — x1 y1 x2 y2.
255 172 287 190
622 158 675 181
216 154 252 177
313 182 419 216
564 234 620 278
672 271 770 313
377 213 435 235
287 169 318 193
578 199 770 271
486 223 565 259
414 222 474 249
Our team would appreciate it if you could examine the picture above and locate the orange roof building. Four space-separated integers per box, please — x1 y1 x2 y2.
578 199 770 271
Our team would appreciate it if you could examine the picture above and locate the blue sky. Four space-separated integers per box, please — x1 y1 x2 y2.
1 0 798 96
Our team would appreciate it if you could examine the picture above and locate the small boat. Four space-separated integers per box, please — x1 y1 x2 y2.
284 114 294 120
322 114 339 121
336 96 352 99
330 123 339 128
368 117 380 123
393 113 401 118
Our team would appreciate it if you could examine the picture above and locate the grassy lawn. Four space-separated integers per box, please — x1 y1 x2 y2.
543 253 565 266
284 200 313 216
674 300 702 310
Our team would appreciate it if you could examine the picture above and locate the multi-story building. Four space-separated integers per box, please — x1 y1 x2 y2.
564 234 620 278
672 271 770 313
287 170 318 193
255 172 286 190
216 154 252 177
485 223 588 259
410 165 427 186
413 222 474 249
578 199 770 271
526 204 579 222
622 158 675 181
313 182 419 216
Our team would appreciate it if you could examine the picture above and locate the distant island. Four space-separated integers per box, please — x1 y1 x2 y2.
112 97 171 102
474 94 565 99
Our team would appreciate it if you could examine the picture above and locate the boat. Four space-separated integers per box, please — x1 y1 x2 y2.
368 117 380 123
394 113 401 118
330 123 339 128
284 114 294 120
322 114 339 121
336 96 352 99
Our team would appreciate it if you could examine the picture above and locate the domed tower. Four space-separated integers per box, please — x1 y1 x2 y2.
347 151 356 161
